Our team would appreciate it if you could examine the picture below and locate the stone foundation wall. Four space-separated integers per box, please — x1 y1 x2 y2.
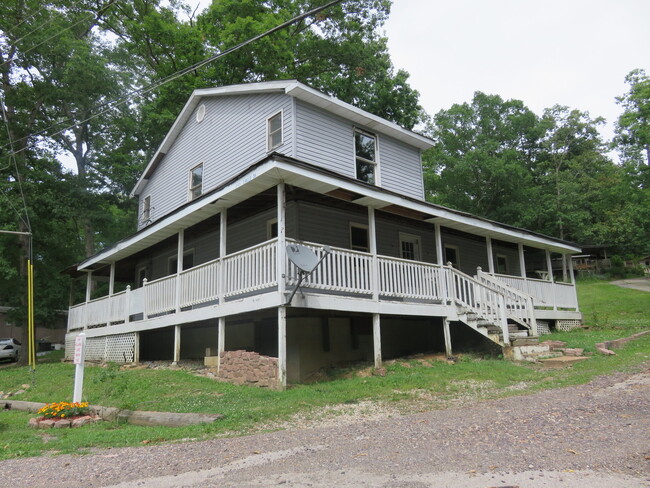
218 350 279 389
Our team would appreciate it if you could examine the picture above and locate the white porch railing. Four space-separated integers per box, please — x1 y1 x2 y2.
493 273 579 310
67 237 578 335
286 240 372 294
476 268 536 331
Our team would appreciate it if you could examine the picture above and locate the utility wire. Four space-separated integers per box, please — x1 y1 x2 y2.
0 0 345 157
0 93 32 232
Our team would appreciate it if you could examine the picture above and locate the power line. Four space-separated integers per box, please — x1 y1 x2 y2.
0 0 345 158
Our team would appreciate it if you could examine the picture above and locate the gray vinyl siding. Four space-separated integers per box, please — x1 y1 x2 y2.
294 101 355 178
227 202 297 254
377 137 424 199
138 93 294 229
441 230 489 276
295 100 424 200
491 241 521 276
293 202 436 262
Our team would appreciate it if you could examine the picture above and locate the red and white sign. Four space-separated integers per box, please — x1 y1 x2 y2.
73 335 85 365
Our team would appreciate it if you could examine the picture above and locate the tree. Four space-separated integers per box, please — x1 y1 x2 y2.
615 69 650 168
423 92 543 226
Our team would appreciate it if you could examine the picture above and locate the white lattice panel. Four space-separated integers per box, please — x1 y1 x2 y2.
85 337 106 361
536 320 551 335
64 335 76 361
557 319 582 331
105 333 135 363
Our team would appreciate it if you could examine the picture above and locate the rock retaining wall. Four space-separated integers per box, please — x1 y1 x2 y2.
218 350 279 389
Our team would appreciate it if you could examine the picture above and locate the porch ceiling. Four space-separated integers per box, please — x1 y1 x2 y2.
79 156 580 271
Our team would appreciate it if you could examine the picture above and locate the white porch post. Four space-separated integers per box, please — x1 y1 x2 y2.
568 254 576 284
85 271 93 302
518 243 526 278
545 249 554 283
277 182 286 297
175 229 184 313
108 262 115 295
442 318 452 358
277 183 287 389
486 236 495 274
546 249 557 311
368 207 379 301
435 223 448 303
218 209 227 372
435 223 444 265
372 313 382 368
278 306 287 388
172 324 181 365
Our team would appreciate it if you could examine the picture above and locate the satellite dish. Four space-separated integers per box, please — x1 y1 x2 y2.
286 244 320 273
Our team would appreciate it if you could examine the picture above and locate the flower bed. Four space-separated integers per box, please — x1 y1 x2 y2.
30 401 101 429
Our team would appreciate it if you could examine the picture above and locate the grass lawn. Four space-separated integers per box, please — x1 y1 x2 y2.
0 279 648 460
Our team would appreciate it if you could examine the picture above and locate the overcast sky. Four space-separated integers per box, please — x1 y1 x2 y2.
383 0 650 141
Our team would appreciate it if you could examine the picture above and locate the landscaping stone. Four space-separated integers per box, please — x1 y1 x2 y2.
218 350 279 389
540 340 567 350
53 419 71 428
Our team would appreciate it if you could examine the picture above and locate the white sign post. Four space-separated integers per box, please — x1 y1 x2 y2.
72 333 86 403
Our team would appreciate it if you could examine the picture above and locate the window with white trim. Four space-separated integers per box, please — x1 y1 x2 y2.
136 267 147 288
444 245 460 268
267 112 283 151
142 195 151 222
189 163 203 200
399 233 421 261
350 223 369 252
496 254 508 274
355 130 377 185
267 218 278 239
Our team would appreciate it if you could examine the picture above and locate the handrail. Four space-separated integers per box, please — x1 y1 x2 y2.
476 267 536 332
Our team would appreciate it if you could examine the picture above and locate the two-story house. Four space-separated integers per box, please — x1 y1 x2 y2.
65 80 582 388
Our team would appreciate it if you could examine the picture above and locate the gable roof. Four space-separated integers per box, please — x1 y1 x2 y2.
131 80 434 197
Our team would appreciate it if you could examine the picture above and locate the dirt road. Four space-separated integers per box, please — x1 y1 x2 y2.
5 369 650 488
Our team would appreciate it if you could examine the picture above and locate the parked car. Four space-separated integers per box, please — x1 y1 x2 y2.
0 338 21 362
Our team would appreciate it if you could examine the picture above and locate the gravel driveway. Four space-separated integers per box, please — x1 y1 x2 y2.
5 368 650 488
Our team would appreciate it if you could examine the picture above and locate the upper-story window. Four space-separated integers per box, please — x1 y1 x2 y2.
141 195 151 223
267 112 283 151
189 163 203 200
355 130 377 185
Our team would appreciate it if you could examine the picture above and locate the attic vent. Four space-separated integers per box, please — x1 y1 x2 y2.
196 104 206 123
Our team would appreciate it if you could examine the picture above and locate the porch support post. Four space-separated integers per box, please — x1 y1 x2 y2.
486 236 495 274
545 250 554 282
109 262 115 295
372 313 382 368
278 306 287 389
133 331 140 364
85 271 92 302
546 249 557 311
518 243 526 278
277 182 286 297
442 318 452 358
218 210 227 374
435 223 448 303
568 254 576 284
172 324 181 365
435 223 444 265
175 229 184 313
368 207 379 300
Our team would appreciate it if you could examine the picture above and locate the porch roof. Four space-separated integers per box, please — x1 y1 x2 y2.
76 154 581 272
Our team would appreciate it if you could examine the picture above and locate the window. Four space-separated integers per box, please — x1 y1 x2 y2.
399 233 421 261
136 267 147 288
350 223 369 252
189 163 203 200
141 196 151 222
267 218 278 239
496 254 509 274
169 250 195 274
444 245 460 268
354 130 377 184
267 112 283 151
